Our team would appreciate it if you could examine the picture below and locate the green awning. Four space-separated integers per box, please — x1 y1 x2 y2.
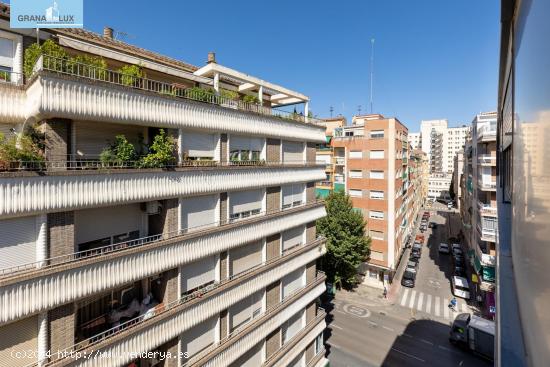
482 266 495 282
326 136 332 144
473 255 482 274
315 188 331 199
334 183 345 192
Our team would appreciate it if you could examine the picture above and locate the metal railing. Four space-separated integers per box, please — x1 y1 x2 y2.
0 69 23 86
0 200 324 277
0 158 321 172
477 178 497 190
316 180 332 187
477 125 497 141
478 201 498 216
477 154 496 165
43 242 326 366
34 55 323 125
184 270 326 367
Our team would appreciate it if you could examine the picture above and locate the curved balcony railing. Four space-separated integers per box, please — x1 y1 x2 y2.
32 55 324 126
0 158 322 173
0 200 324 277
29 240 326 367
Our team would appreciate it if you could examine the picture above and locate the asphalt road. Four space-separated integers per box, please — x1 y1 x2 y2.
323 205 492 367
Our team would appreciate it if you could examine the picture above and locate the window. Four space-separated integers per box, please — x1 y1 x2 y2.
369 211 384 220
369 230 384 240
369 170 384 179
370 251 384 261
229 189 263 221
349 189 362 197
315 333 324 354
349 170 362 178
182 131 217 160
282 141 304 163
230 135 263 162
282 310 305 343
369 190 384 200
370 130 384 139
0 37 14 82
282 226 305 253
370 150 384 159
349 150 362 159
282 183 305 209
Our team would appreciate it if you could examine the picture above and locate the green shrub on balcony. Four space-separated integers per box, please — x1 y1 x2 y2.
242 94 260 105
186 86 215 102
220 88 239 100
24 39 68 78
119 64 145 87
139 129 177 168
0 130 45 170
99 135 137 166
67 54 108 80
0 69 9 82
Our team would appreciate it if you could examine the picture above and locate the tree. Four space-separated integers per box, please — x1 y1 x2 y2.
317 191 371 289
449 177 456 201
139 129 176 168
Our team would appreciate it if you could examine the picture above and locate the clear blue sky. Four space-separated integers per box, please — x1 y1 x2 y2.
19 0 502 131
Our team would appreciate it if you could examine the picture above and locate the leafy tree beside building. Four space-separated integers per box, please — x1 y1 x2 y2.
317 191 371 289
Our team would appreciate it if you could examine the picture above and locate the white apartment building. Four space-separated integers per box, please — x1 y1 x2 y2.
417 119 468 199
0 5 329 367
408 132 420 150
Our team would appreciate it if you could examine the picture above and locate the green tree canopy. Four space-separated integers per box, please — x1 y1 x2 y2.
317 190 370 289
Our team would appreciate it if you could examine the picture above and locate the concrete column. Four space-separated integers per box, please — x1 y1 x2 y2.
178 129 183 164
37 312 48 366
258 85 263 104
304 101 309 122
213 73 220 94
36 214 47 268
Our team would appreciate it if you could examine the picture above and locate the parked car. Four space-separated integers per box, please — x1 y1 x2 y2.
452 276 471 299
401 269 417 288
454 265 467 277
424 211 430 217
451 243 462 251
452 247 464 256
409 254 420 264
438 243 450 254
406 260 418 272
412 242 423 252
428 222 437 229
453 254 465 267
410 249 421 259
420 225 426 233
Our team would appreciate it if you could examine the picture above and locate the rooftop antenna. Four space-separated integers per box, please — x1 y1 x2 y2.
357 105 362 115
114 30 135 41
369 38 375 114
329 106 334 118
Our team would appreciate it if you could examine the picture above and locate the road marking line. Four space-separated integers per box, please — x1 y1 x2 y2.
391 348 426 362
417 292 424 311
402 333 413 338
400 288 409 307
435 296 441 317
409 290 417 308
368 320 378 326
420 338 434 345
382 325 394 332
334 309 346 315
444 298 450 319
331 323 343 330
438 345 452 352
426 294 432 314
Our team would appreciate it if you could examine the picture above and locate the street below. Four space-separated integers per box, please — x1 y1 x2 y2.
323 205 492 366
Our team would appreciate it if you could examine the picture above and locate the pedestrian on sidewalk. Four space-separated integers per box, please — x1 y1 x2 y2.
383 286 388 299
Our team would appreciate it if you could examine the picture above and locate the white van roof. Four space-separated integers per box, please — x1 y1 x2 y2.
470 315 495 335
453 276 469 288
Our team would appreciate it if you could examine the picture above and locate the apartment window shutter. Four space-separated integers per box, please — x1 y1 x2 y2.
0 216 37 270
229 290 263 331
182 131 217 158
0 315 38 367
282 141 304 163
349 189 362 197
180 255 217 293
282 225 304 252
230 135 263 151
180 315 217 357
229 241 262 276
282 184 304 208
231 342 263 367
0 38 13 68
230 189 263 215
282 267 305 299
369 150 384 159
180 194 218 232
75 121 143 158
349 151 362 159
282 310 304 343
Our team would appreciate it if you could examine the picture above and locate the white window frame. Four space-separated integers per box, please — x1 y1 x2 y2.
369 210 384 220
369 190 384 200
349 150 362 159
349 170 362 178
369 150 385 159
348 189 363 197
369 170 384 179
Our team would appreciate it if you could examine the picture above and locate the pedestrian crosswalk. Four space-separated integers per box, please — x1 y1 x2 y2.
398 289 470 319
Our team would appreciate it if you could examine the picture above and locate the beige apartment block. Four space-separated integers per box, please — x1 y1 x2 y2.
332 114 424 289
315 117 346 199
0 4 329 367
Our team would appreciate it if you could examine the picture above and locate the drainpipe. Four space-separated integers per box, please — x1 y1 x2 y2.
36 214 47 268
37 312 48 366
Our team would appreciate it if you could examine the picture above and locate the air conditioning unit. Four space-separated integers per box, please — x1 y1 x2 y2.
146 201 162 215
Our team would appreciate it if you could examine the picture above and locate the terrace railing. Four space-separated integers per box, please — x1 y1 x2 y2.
34 55 323 125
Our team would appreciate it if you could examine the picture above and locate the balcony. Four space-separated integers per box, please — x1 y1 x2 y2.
477 222 497 242
477 154 496 166
477 178 497 191
333 157 345 165
190 273 327 367
477 125 497 142
478 200 498 217
0 69 23 86
0 164 325 218
0 55 326 143
41 241 326 367
316 180 332 188
0 202 326 324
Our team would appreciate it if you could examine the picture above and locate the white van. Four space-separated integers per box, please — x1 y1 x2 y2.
452 276 471 299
